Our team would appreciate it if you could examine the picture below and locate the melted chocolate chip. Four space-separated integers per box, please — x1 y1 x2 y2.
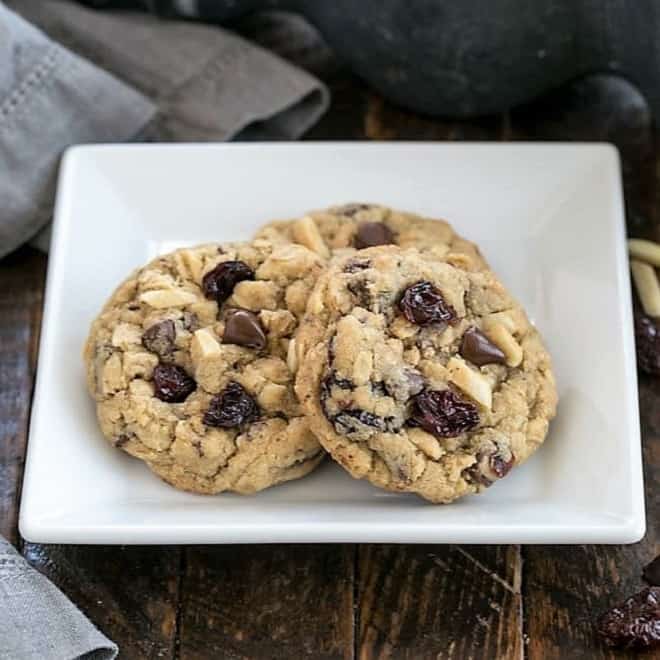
460 326 506 366
202 260 254 305
398 281 457 326
142 319 176 358
355 222 395 249
644 556 660 586
153 364 196 403
203 381 259 428
223 308 267 350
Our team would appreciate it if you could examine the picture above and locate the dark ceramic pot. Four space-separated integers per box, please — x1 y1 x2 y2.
93 0 660 118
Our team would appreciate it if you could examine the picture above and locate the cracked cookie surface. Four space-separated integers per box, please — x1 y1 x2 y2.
84 240 325 494
255 203 488 271
295 246 557 503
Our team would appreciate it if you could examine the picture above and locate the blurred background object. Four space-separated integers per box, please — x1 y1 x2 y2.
81 0 660 120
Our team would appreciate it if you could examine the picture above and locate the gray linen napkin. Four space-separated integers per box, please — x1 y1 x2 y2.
0 539 118 659
0 2 155 259
1 0 329 258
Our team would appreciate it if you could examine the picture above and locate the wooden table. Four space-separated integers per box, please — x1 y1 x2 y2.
1 12 659 659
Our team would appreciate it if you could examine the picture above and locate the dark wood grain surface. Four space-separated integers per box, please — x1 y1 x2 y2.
1 11 659 660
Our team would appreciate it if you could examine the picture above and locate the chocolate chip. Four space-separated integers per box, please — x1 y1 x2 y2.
644 556 660 586
409 389 479 437
142 320 176 358
203 381 259 428
398 281 457 326
223 309 267 350
355 222 395 249
202 260 254 305
597 587 660 650
460 326 506 366
152 364 196 403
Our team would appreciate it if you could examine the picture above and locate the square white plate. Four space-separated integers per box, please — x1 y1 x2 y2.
19 143 644 544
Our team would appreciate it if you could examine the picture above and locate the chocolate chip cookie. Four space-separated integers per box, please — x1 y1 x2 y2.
84 240 325 494
255 203 487 271
295 246 556 503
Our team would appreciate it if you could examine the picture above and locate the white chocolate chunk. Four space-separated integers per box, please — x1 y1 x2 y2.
173 249 204 283
258 382 289 411
259 310 296 337
483 321 523 367
101 353 125 395
139 288 197 308
291 216 330 258
111 323 142 348
628 239 660 267
484 311 518 334
258 243 321 279
631 260 660 317
191 327 222 362
447 357 492 409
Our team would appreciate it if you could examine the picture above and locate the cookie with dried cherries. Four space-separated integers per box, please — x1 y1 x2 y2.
255 203 488 271
295 245 556 503
84 240 325 494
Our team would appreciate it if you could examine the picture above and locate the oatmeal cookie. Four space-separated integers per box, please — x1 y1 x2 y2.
84 240 325 494
255 203 487 271
295 246 556 503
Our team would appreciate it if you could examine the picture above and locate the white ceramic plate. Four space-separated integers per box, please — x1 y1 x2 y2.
19 143 644 544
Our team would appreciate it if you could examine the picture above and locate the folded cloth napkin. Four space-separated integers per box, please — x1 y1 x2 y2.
0 538 118 659
0 0 329 258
